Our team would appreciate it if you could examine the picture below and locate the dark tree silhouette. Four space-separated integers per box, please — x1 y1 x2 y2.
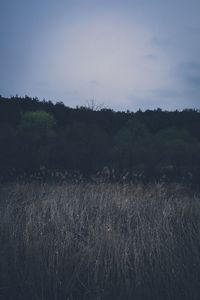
0 96 200 184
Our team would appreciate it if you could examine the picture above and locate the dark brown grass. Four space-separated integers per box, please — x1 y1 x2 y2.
0 182 200 300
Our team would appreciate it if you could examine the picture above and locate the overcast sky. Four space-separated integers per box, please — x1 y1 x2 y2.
1 0 200 111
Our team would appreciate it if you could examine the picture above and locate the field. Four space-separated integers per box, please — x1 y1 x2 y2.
0 182 200 300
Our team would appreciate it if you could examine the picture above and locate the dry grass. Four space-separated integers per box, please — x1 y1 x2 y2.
0 182 200 300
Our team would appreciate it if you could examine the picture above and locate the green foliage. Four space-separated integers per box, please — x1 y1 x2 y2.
19 111 56 142
155 127 200 166
112 119 151 174
17 111 56 172
0 96 200 184
52 121 110 174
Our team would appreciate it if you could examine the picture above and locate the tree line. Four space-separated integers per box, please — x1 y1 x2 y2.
0 95 200 184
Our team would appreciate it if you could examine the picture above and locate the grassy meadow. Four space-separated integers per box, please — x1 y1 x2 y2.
0 182 200 300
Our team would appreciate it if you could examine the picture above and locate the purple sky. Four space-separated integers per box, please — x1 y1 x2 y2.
1 0 200 110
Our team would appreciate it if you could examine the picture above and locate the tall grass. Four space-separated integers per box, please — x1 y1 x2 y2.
0 182 200 300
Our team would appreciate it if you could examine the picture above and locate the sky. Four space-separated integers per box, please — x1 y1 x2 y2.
0 0 200 111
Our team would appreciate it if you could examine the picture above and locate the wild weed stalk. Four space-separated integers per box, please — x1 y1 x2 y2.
0 182 200 300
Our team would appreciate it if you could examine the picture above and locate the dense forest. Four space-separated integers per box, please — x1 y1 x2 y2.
0 95 200 184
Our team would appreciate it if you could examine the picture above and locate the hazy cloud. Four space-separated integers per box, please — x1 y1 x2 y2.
0 0 200 110
88 80 100 87
142 54 158 60
176 61 200 88
149 89 181 99
151 37 171 47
